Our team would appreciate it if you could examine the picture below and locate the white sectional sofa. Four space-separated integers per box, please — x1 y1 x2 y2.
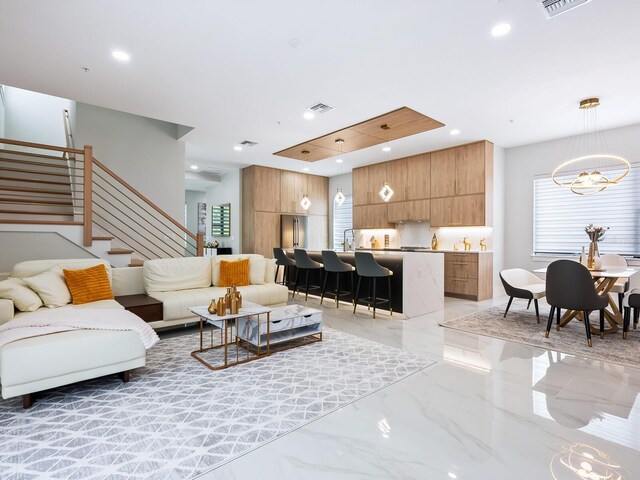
0 254 288 408
112 254 289 329
0 259 147 408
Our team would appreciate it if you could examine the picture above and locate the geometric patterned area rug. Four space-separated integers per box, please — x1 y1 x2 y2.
0 327 434 480
441 304 640 369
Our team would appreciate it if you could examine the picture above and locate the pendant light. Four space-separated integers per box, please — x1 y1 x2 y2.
378 124 394 202
300 150 312 210
552 98 630 196
334 138 346 206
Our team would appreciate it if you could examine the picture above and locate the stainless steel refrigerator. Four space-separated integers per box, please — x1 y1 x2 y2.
280 215 308 249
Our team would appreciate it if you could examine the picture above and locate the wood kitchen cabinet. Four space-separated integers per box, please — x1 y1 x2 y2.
431 194 486 227
307 175 328 216
353 204 392 229
430 141 492 198
405 153 431 200
387 199 430 223
243 166 329 256
280 170 305 214
352 167 369 206
430 148 457 198
444 252 493 301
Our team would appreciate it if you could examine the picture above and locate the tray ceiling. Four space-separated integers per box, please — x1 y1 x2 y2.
273 107 444 162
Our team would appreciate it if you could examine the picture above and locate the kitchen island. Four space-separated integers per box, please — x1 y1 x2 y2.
286 250 444 318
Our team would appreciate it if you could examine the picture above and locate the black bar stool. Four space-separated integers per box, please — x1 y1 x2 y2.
623 290 640 339
273 247 296 286
320 250 355 308
353 252 393 319
293 249 324 301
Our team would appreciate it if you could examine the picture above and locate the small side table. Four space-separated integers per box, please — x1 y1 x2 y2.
115 294 163 323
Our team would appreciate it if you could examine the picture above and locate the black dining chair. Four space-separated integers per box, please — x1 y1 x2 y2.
623 289 640 339
273 247 296 286
320 250 355 308
545 259 608 347
293 249 324 301
353 252 393 319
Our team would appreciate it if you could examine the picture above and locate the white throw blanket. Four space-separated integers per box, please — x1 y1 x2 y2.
0 306 160 350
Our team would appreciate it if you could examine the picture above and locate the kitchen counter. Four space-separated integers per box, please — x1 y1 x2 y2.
353 248 493 254
286 250 444 318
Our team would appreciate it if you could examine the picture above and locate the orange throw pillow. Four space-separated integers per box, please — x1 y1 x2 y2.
219 259 250 287
63 264 114 305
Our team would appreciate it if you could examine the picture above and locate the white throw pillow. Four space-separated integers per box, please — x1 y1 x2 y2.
0 277 43 312
249 257 266 285
23 266 72 308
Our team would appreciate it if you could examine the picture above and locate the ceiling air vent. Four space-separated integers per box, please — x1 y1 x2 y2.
239 140 258 147
542 0 591 18
307 102 335 114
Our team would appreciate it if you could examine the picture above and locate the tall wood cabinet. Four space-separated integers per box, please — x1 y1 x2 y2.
242 166 329 258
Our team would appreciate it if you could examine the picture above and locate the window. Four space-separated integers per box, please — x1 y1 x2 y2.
211 203 231 237
533 164 640 256
333 194 353 250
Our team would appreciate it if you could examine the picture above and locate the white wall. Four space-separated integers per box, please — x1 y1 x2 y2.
185 190 206 235
492 145 506 293
3 86 72 146
0 86 6 137
206 168 241 253
74 103 186 221
504 122 640 272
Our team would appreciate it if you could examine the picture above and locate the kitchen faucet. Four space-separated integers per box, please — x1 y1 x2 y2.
343 228 354 252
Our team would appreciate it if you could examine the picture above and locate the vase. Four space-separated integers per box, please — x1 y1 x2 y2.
207 299 217 315
587 241 600 269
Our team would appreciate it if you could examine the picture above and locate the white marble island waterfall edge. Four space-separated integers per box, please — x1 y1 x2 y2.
393 251 445 318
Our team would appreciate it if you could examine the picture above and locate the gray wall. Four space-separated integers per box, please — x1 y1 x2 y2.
206 169 241 253
0 231 96 275
185 190 206 235
74 103 186 221
3 86 72 146
504 122 640 272
0 86 5 137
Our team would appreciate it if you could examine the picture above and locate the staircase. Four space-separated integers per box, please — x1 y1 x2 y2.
0 137 204 265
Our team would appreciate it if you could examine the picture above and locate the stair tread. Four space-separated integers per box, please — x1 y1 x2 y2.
108 248 134 255
129 259 144 267
92 236 114 241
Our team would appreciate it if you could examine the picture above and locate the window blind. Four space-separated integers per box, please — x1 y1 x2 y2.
533 164 640 256
333 195 353 250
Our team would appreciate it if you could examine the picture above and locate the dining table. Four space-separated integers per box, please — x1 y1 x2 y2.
533 266 639 337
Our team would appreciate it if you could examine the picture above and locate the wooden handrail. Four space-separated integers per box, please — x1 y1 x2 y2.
92 157 197 241
0 138 83 155
83 145 92 246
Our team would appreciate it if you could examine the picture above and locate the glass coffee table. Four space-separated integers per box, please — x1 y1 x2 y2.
189 302 323 370
189 302 272 370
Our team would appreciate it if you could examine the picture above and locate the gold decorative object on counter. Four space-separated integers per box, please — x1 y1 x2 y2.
463 237 471 251
216 297 226 314
453 242 459 251
207 299 217 315
479 238 487 252
431 233 439 251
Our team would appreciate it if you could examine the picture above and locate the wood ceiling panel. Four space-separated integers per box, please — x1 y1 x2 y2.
274 107 444 162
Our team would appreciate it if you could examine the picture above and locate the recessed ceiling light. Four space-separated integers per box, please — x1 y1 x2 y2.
234 145 243 151
112 50 130 61
303 111 315 120
190 164 198 170
303 167 310 172
450 129 461 135
448 473 458 479
491 23 511 37
336 158 343 163
382 146 391 152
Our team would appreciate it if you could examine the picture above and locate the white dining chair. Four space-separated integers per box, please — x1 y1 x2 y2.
499 268 546 322
600 254 629 311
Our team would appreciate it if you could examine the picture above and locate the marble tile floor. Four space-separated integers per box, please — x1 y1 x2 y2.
197 295 640 479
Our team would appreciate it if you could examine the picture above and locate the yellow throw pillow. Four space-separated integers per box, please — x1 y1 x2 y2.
63 264 114 305
218 259 250 287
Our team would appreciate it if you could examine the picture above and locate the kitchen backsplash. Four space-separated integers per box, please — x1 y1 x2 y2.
355 222 493 251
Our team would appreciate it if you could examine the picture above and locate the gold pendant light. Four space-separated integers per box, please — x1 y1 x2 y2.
552 98 630 196
334 138 346 206
378 124 394 202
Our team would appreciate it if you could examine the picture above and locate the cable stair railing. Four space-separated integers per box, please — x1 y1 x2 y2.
0 136 204 261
